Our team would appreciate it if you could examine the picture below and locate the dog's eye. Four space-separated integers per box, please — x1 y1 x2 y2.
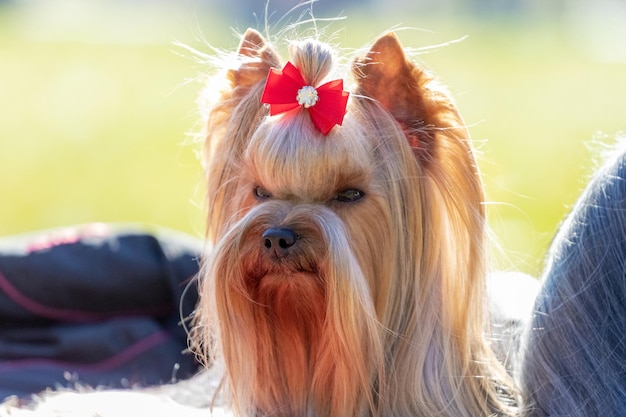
334 189 365 203
254 186 272 200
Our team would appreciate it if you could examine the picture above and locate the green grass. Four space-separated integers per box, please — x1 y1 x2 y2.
1 4 625 277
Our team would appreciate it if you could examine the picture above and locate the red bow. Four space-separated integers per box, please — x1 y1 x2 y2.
260 61 349 135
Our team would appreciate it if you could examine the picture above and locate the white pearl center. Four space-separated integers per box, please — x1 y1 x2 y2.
296 86 319 108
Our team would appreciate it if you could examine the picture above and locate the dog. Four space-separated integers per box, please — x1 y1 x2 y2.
518 141 626 417
191 28 519 417
3 21 624 417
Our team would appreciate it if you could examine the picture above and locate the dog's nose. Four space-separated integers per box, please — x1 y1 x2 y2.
262 227 298 257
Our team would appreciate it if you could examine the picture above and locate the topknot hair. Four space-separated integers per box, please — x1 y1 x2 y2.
288 39 334 86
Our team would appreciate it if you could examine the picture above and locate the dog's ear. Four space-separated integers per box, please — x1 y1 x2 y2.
228 28 281 92
204 28 280 156
204 29 280 137
353 32 468 163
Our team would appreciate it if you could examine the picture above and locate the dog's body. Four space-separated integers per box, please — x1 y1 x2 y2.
192 29 517 417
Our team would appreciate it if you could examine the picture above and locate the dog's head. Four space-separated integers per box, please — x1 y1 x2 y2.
194 28 516 417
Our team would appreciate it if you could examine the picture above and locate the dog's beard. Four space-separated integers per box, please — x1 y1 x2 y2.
208 202 384 417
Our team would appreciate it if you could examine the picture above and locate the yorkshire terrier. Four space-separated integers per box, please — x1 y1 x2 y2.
3 16 625 417
193 28 518 417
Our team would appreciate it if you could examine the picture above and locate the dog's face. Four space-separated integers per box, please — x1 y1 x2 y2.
195 29 517 417
224 103 409 307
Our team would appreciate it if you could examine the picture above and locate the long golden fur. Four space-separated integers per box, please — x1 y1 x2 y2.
193 28 518 416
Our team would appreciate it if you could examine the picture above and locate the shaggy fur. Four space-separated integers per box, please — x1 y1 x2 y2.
192 28 518 417
519 142 626 416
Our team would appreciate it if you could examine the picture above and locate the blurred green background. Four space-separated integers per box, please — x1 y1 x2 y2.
1 0 625 277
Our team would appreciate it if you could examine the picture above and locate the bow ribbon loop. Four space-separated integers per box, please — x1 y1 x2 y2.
260 61 349 135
